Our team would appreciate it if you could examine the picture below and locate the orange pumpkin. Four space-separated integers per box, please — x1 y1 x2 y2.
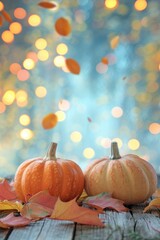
84 142 157 204
14 143 84 202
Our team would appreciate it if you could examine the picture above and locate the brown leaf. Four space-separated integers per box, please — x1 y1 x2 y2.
65 58 80 75
2 10 12 23
55 17 71 36
38 2 57 9
50 197 104 226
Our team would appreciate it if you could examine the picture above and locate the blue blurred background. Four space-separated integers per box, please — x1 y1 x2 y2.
0 0 159 177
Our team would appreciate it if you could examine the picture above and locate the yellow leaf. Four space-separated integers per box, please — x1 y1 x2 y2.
143 198 160 213
0 200 23 212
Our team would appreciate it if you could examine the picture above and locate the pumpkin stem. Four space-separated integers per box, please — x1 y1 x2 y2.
44 142 57 160
110 142 121 160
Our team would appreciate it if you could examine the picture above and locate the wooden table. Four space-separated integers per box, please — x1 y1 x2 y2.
0 176 160 240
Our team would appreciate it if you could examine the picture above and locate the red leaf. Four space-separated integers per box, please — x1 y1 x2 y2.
0 213 31 227
28 190 57 209
21 191 57 220
0 179 17 201
50 197 104 226
83 193 129 212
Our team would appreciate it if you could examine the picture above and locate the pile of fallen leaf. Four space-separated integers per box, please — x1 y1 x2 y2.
0 178 159 228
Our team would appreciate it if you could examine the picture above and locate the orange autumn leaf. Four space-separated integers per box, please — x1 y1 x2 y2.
110 35 120 49
42 113 58 129
0 179 17 201
143 198 160 213
38 1 57 9
2 10 12 23
65 58 80 75
51 197 104 226
152 188 160 198
55 17 71 36
0 15 3 27
101 57 109 65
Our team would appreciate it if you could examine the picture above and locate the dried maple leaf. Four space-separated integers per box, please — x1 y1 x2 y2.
0 179 17 201
0 213 31 227
143 198 160 213
152 188 160 198
0 200 23 212
83 192 129 213
50 197 104 226
21 191 57 220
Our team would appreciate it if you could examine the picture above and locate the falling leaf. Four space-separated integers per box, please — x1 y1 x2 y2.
38 1 57 9
42 113 58 129
110 35 120 49
143 198 160 213
0 213 31 227
65 58 80 74
55 17 71 36
0 179 17 201
101 57 109 65
87 117 92 122
83 192 129 213
0 15 3 27
152 188 160 198
50 197 104 226
1 10 12 23
0 200 23 212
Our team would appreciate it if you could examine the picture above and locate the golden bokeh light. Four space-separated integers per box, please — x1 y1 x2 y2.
1 30 14 44
83 148 95 159
14 8 27 19
2 90 15 105
19 114 31 126
56 43 68 55
128 139 140 150
53 55 65 67
55 111 66 121
35 38 47 50
149 123 160 135
35 86 47 98
23 58 35 70
134 0 147 11
105 0 119 9
28 14 41 27
16 90 28 107
9 22 22 34
70 131 82 142
20 128 34 140
37 50 49 61
0 1 4 11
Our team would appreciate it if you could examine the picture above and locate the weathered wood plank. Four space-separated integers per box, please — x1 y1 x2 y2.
74 211 135 240
6 218 75 240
